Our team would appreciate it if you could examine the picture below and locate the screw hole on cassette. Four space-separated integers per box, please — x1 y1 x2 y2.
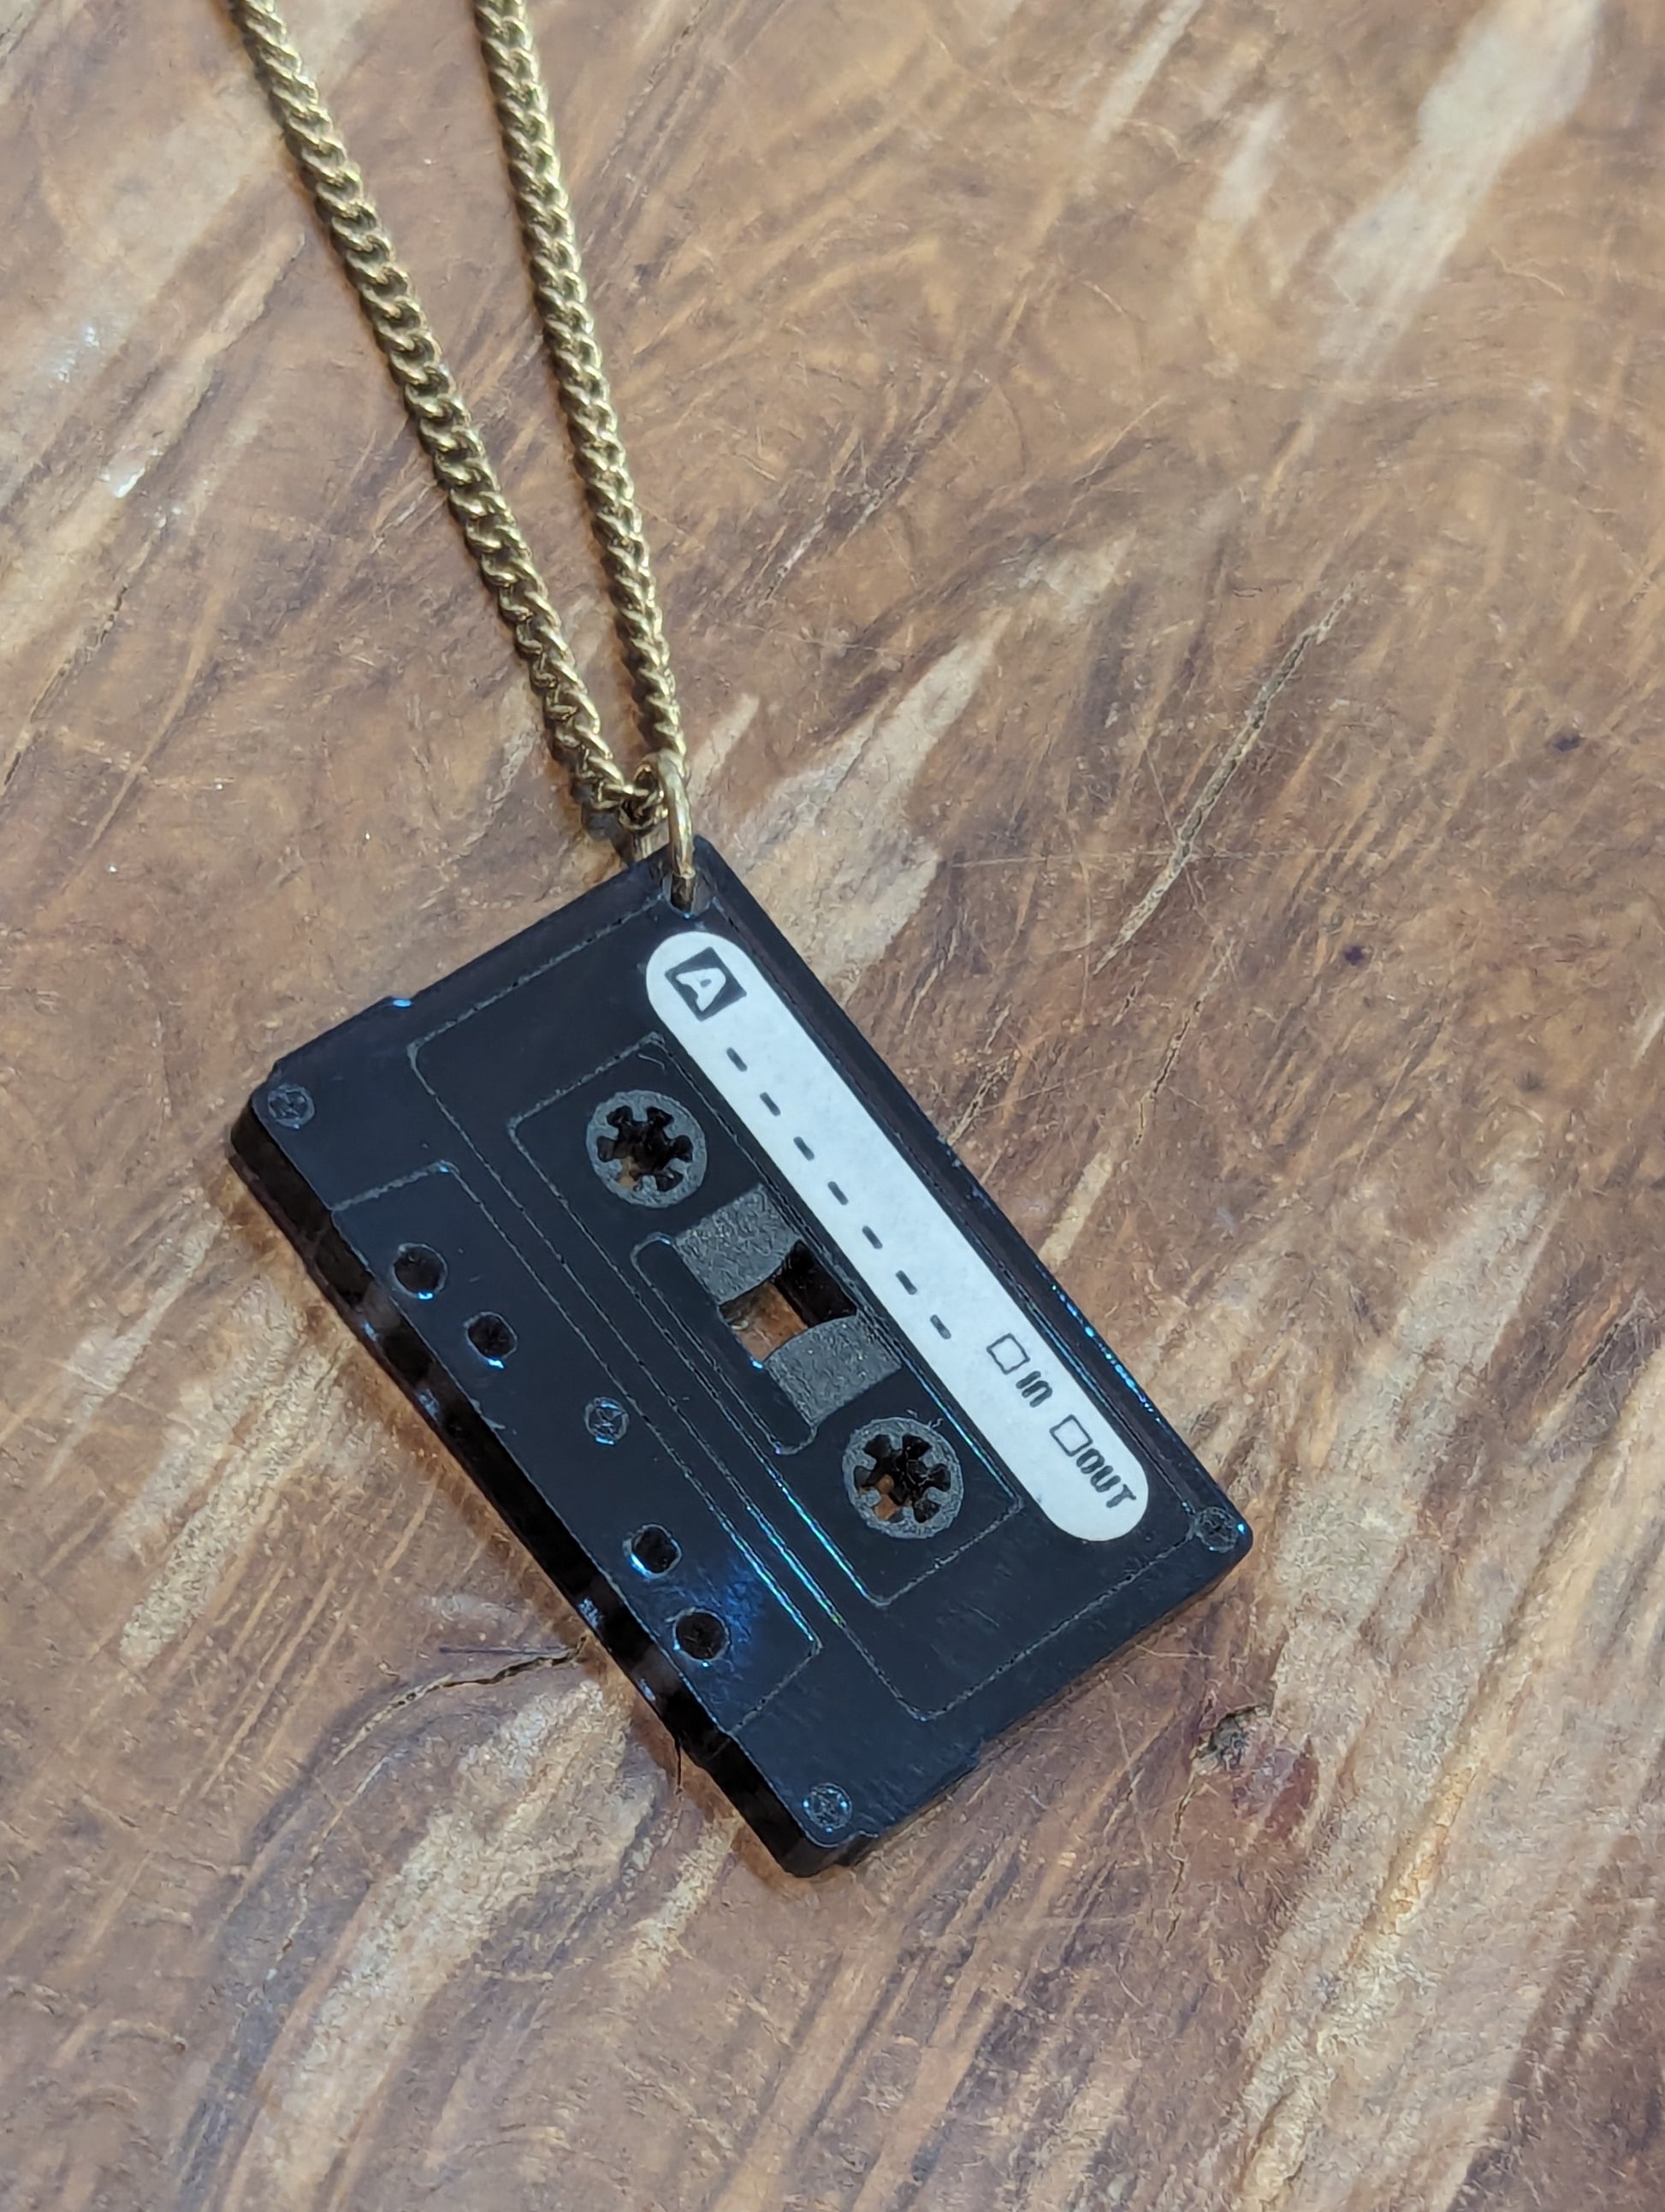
1194 1505 1242 1553
587 1089 707 1207
844 1419 964 1539
673 1609 728 1662
584 1397 630 1445
465 1311 517 1364
803 1782 853 1836
266 1081 314 1129
629 1525 681 1577
393 1242 447 1298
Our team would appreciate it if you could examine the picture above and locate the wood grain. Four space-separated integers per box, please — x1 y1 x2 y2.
3 0 1662 2206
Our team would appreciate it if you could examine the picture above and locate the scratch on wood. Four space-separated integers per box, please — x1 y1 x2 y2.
215 1682 649 2210
9 1211 219 1479
1092 584 1355 977
1235 1344 1665 2212
744 615 1010 988
117 1299 350 1669
1039 985 1208 1271
1087 0 1207 148
1323 0 1603 370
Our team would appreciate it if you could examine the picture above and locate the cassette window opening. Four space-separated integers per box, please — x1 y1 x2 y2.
720 1237 856 1364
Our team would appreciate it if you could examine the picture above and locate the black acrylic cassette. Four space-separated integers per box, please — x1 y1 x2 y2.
232 841 1250 1872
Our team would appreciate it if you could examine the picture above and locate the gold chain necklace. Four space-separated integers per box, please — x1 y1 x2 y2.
229 0 694 897
228 0 1250 1875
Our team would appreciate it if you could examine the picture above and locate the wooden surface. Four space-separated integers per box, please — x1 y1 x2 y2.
3 0 1662 2205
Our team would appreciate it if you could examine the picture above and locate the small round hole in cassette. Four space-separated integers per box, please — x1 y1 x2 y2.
673 1609 728 1662
465 1311 517 1364
629 1525 681 1577
393 1242 447 1297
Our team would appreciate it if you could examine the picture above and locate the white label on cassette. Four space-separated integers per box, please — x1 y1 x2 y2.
648 931 1149 1540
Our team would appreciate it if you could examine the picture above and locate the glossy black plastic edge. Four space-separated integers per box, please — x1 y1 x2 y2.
228 1094 862 1877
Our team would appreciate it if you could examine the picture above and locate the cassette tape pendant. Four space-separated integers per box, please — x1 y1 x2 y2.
233 841 1252 1873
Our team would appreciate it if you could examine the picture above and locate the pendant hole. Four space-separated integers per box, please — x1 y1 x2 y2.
393 1242 447 1297
466 1312 517 1365
673 1609 728 1663
629 1525 680 1577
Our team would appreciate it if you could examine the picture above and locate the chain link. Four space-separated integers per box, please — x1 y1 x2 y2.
226 0 686 842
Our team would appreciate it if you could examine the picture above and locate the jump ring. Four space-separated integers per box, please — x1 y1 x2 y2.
646 750 696 909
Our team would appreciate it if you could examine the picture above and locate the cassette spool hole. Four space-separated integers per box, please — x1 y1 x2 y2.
844 1420 963 1539
674 1609 728 1662
630 1525 681 1577
588 1090 706 1205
